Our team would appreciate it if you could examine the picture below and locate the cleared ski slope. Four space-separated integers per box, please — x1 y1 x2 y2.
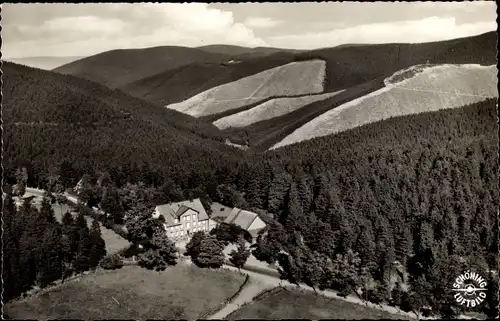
166 60 326 117
272 64 498 150
213 90 345 129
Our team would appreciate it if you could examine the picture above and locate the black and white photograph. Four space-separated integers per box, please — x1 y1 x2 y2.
1 2 498 320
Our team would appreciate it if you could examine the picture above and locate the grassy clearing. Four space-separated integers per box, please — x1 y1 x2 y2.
5 264 247 320
272 64 498 149
222 77 384 150
226 287 412 320
167 60 326 117
214 90 344 130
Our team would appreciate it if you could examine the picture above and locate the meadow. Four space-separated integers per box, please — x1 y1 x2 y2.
5 264 247 320
226 287 413 320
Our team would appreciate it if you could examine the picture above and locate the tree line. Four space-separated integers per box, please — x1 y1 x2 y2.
3 193 107 302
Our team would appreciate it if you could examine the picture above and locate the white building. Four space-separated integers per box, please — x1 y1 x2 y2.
153 199 217 241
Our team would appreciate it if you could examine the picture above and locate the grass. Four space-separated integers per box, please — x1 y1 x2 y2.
213 90 344 130
223 76 385 150
5 264 247 320
226 287 412 320
167 60 326 118
272 64 498 150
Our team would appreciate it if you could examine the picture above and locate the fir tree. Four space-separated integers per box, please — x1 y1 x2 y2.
89 220 107 268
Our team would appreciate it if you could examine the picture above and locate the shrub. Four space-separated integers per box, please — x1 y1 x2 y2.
99 254 124 270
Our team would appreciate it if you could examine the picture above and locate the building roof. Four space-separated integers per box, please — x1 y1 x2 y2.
210 202 233 219
156 198 208 227
224 208 263 231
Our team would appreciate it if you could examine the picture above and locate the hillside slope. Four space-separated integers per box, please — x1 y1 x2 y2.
121 53 297 106
272 64 498 149
2 62 241 187
213 90 345 130
298 31 497 93
53 46 230 88
167 59 326 117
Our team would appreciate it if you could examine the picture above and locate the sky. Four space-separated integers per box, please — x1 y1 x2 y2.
2 2 497 58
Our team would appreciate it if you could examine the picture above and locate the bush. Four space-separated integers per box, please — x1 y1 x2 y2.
99 254 124 270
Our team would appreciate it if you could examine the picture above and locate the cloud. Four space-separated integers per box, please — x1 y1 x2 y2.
269 17 496 49
2 3 268 58
244 17 283 29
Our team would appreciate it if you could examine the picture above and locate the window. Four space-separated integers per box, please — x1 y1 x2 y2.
187 222 190 228
175 219 179 224
186 215 190 221
193 214 197 221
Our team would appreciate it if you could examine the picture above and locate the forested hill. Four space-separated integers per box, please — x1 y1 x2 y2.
2 62 227 140
2 62 243 188
52 46 231 88
295 31 497 93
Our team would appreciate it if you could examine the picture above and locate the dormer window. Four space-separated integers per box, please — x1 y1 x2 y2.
175 218 179 224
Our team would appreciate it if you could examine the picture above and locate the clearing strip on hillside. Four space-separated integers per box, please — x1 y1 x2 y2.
166 60 326 117
272 64 498 149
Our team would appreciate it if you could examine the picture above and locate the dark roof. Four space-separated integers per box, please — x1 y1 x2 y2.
210 202 233 219
156 198 208 227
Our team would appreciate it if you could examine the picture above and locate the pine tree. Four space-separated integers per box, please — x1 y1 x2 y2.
3 194 22 301
312 173 330 220
229 236 250 270
297 175 314 213
138 229 177 271
484 273 499 318
35 227 63 288
40 197 58 225
355 223 377 271
267 169 292 213
395 226 413 265
89 220 107 269
195 235 225 268
282 182 306 231
72 213 92 273
302 250 325 293
14 167 28 197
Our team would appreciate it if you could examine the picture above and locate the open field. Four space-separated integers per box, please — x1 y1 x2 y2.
272 64 498 149
226 287 413 320
221 77 385 150
213 90 344 129
166 60 326 117
5 264 247 320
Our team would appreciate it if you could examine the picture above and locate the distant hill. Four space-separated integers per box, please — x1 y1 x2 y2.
53 46 231 88
197 45 304 57
2 62 242 188
4 56 84 70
